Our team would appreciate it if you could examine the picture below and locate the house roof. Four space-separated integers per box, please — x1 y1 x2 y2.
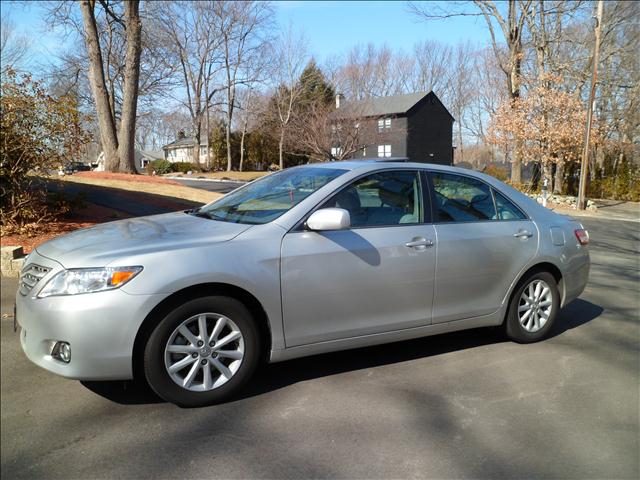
139 149 164 160
162 137 207 149
334 91 454 120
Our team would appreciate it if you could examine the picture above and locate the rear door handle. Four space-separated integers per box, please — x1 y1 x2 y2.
513 230 533 239
405 237 434 249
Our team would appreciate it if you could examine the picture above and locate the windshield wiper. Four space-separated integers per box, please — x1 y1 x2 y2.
186 207 215 220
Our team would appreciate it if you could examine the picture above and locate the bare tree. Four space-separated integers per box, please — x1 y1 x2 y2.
270 27 309 169
211 1 273 171
136 108 192 150
410 0 533 182
235 87 262 171
292 99 365 162
79 0 142 173
449 42 475 163
0 18 31 76
154 1 224 165
336 43 409 100
409 40 453 98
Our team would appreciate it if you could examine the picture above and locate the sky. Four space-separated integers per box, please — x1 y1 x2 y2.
2 1 494 70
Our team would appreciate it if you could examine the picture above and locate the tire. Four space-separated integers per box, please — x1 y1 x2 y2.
505 271 560 343
144 296 260 407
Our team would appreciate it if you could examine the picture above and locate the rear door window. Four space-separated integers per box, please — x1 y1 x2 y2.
430 172 496 222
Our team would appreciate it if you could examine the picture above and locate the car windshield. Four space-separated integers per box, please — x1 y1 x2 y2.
195 167 347 225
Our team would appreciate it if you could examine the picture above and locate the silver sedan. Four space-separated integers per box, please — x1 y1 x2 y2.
16 161 590 406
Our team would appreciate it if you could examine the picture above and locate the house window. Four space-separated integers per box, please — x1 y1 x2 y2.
378 145 391 158
378 118 391 132
331 147 342 158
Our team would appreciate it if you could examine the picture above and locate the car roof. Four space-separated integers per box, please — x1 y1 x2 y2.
301 160 478 176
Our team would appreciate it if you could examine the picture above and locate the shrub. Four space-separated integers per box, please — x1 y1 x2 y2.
170 162 200 174
147 159 173 175
0 71 91 234
483 164 509 182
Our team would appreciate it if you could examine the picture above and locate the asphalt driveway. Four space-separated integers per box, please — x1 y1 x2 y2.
1 216 638 479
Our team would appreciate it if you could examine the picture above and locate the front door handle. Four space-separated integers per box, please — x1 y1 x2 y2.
513 230 533 239
405 237 434 249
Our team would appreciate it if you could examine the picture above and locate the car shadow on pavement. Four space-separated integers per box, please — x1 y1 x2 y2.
81 298 603 406
81 379 165 405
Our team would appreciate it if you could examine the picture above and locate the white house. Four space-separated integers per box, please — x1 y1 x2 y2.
95 149 164 173
162 133 209 164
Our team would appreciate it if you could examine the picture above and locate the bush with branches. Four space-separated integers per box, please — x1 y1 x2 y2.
0 71 91 234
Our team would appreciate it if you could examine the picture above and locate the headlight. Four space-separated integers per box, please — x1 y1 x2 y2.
38 266 143 298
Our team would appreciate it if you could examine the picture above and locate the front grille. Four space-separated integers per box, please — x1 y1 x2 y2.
19 264 51 296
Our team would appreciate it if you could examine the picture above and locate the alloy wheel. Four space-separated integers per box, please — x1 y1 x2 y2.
518 279 553 333
164 313 244 392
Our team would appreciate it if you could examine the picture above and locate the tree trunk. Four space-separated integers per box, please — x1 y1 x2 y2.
278 129 285 170
194 124 201 166
225 121 233 171
542 161 553 191
80 0 119 171
239 120 247 172
225 86 235 172
457 121 464 164
509 55 522 184
553 161 564 194
117 0 142 173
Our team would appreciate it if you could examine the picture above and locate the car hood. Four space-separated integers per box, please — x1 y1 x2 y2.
36 212 252 268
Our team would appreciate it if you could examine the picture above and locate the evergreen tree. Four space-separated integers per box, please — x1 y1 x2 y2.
297 60 335 108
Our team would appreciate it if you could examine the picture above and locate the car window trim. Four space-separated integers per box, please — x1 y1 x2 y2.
290 168 431 232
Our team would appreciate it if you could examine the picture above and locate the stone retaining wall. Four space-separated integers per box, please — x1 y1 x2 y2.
1 246 26 278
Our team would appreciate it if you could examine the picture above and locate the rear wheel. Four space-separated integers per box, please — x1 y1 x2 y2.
505 271 559 343
144 296 260 407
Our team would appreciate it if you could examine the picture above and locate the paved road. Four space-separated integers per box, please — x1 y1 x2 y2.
1 217 638 479
173 178 245 194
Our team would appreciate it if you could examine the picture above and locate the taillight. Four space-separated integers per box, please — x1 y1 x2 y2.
575 228 589 245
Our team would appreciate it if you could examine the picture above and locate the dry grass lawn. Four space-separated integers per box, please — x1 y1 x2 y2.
167 171 270 182
57 174 223 204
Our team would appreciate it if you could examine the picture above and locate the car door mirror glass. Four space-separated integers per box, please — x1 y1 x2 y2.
306 208 351 231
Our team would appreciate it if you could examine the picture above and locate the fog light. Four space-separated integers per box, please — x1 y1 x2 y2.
51 341 71 363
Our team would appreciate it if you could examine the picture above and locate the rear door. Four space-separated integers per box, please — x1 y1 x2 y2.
427 171 538 323
280 169 436 347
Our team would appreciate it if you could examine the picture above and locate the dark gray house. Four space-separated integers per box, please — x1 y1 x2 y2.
334 91 454 165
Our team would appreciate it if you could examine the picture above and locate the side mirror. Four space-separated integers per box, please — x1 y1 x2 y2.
306 208 351 231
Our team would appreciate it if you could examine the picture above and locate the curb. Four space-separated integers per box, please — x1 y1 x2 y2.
165 176 248 184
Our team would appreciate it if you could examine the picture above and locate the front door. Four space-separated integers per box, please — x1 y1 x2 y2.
281 170 436 347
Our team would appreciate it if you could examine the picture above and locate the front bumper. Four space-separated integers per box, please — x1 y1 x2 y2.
16 252 166 381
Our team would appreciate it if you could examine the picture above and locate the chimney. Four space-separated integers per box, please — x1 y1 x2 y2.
177 129 186 140
335 93 344 109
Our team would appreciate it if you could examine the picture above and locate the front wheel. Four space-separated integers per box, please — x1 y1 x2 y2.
144 296 260 407
505 271 560 343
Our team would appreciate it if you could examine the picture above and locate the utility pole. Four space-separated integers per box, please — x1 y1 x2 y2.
577 0 604 210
